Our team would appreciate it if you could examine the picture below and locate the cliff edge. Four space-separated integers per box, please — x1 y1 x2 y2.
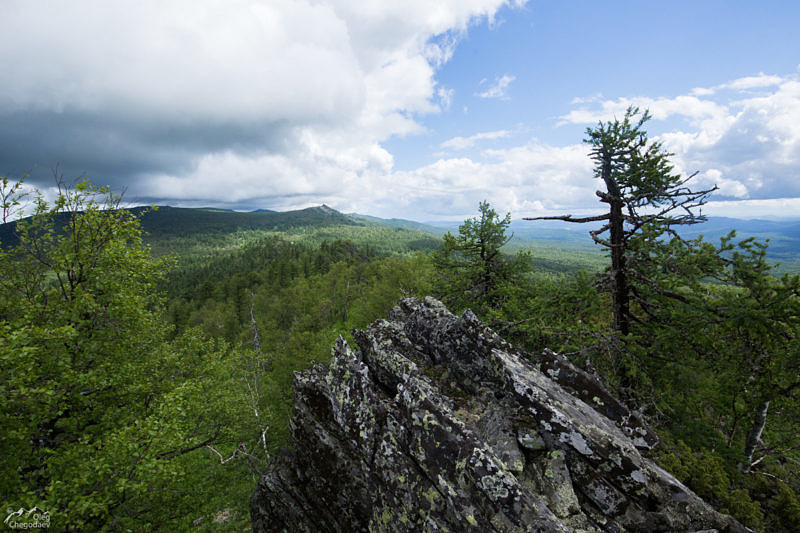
251 297 749 532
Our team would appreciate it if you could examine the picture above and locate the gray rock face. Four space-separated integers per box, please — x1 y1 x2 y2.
251 297 750 532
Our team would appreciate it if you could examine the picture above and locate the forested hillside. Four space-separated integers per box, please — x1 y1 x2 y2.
1 179 444 530
2 112 799 532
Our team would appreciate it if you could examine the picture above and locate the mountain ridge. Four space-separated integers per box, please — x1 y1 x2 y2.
3 204 798 270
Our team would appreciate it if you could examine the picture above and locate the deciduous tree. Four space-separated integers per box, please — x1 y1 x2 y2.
0 177 242 529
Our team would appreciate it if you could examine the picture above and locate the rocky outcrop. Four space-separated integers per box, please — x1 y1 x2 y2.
251 297 749 532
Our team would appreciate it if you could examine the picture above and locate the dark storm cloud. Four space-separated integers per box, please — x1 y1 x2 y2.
0 108 295 190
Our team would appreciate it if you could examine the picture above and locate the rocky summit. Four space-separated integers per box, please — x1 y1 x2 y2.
251 297 750 532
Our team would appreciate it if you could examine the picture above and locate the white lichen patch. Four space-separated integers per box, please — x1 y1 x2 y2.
609 452 622 468
560 430 594 457
630 469 648 485
517 431 546 451
477 473 511 500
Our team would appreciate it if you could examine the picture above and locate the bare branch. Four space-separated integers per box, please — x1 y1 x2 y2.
156 426 220 460
589 228 613 248
750 442 800 469
595 189 615 203
260 427 270 460
249 299 261 352
207 444 241 465
523 213 609 223
628 270 692 305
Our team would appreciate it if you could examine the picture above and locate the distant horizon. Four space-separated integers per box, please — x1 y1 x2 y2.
120 202 800 225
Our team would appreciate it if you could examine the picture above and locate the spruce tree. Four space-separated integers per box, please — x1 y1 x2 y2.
526 107 716 335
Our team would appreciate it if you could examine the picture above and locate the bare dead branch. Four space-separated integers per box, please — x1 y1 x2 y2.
156 426 220 460
207 444 241 465
523 213 610 223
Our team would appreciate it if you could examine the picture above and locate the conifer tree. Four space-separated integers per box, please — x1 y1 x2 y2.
434 201 531 313
525 107 716 335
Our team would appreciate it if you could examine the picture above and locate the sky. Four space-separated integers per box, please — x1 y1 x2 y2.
1 0 799 221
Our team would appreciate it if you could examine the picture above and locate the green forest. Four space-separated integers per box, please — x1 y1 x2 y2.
1 110 799 531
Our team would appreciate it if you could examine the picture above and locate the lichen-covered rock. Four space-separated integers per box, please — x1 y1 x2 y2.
251 297 751 533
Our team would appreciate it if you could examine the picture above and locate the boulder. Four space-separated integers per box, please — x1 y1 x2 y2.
251 297 750 532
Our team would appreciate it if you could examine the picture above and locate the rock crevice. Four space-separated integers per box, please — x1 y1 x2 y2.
251 297 749 532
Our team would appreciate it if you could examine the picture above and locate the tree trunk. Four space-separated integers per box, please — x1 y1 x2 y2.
740 398 770 473
602 153 630 336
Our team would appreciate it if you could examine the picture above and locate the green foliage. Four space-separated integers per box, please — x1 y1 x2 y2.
629 230 800 474
511 271 610 357
653 436 764 529
163 233 435 452
503 240 607 275
432 201 533 315
137 204 359 242
584 107 687 204
773 481 800 529
0 178 253 529
135 207 441 263
537 107 716 337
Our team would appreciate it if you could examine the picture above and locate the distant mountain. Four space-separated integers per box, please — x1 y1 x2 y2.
0 204 362 248
3 205 798 270
514 216 800 267
347 213 446 236
513 216 800 241
135 205 360 240
349 212 800 260
680 216 800 239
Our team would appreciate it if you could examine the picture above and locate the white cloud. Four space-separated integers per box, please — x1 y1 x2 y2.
690 87 716 97
559 94 729 126
683 73 783 98
723 73 784 91
570 93 604 105
701 169 748 198
392 70 800 221
421 71 800 220
0 1 364 122
440 129 510 150
558 73 800 205
373 140 593 220
0 0 524 210
2 3 797 223
477 74 516 99
703 197 800 219
437 86 455 111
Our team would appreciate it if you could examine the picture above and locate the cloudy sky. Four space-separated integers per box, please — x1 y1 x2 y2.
1 0 799 221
